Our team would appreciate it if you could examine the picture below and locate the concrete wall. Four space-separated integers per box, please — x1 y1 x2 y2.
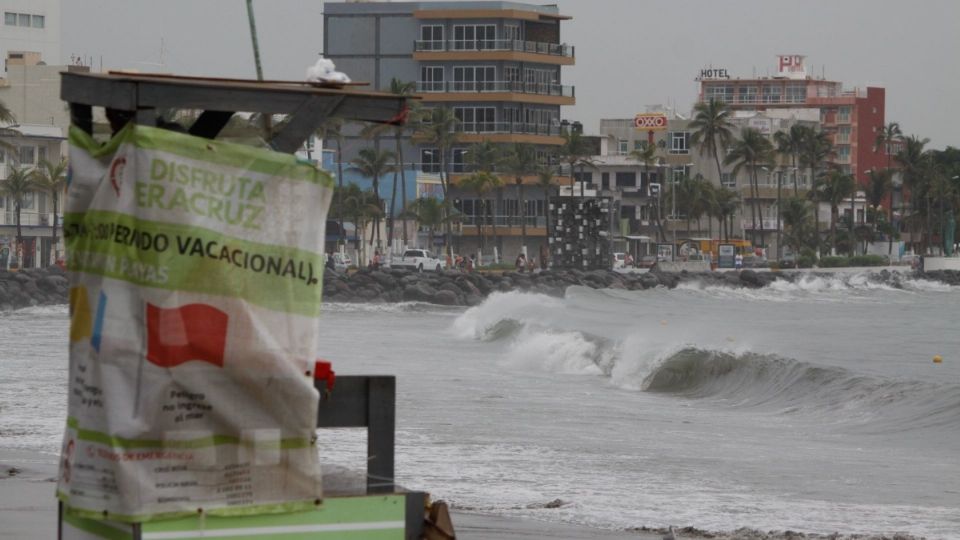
0 0 60 65
0 64 76 134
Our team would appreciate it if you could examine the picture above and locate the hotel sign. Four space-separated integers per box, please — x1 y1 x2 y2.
696 68 730 80
634 113 668 131
777 54 807 79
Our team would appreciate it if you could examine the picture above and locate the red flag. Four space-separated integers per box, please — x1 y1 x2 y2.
145 303 228 368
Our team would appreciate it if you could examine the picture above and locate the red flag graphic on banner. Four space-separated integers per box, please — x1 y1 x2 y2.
145 303 228 368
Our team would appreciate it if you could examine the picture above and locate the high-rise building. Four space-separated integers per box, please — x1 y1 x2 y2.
323 1 575 258
697 55 886 187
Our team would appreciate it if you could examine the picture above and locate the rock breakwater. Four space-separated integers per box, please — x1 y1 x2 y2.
3 267 958 310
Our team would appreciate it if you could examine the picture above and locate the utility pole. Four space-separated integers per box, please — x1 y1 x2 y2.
245 0 264 81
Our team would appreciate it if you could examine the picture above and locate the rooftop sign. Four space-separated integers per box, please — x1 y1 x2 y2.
634 113 668 131
777 55 806 79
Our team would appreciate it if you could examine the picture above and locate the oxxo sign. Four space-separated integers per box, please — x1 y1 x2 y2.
697 68 730 80
634 113 668 131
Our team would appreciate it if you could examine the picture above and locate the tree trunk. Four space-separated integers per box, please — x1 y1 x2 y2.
831 205 838 255
388 168 398 252
337 139 345 247
51 193 60 264
15 202 22 267
519 182 526 252
397 134 408 247
494 187 503 258
475 199 484 250
811 165 820 258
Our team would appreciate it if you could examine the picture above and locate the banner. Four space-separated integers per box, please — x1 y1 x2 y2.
58 124 333 521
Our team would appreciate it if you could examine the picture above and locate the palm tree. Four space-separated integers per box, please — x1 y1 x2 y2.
866 169 892 239
360 78 418 247
316 116 346 246
628 143 665 241
0 167 35 264
895 135 930 253
800 128 834 256
714 186 740 242
689 99 735 180
466 140 501 253
536 165 557 244
875 122 902 255
0 99 14 124
349 148 396 250
403 197 451 250
31 159 68 265
339 185 382 264
500 143 538 251
780 196 814 265
558 129 590 194
725 128 774 249
774 124 809 196
817 170 856 255
420 107 460 259
457 171 502 252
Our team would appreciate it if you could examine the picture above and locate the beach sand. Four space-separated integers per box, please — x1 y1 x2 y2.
0 448 659 539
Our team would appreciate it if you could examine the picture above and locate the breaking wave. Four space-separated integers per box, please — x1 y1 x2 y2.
453 291 960 432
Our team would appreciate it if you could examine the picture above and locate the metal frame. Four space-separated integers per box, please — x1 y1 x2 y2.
61 71 408 152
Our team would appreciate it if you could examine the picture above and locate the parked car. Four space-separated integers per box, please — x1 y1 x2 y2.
326 252 352 272
392 249 444 272
612 252 626 269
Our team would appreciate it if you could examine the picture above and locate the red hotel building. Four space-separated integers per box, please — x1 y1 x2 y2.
698 55 887 190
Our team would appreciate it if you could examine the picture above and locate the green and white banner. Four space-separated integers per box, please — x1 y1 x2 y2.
58 124 333 521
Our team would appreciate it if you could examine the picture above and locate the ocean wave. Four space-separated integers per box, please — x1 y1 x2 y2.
0 304 69 317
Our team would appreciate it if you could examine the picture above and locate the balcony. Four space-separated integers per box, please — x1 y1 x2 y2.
416 122 565 145
415 80 574 106
414 39 574 59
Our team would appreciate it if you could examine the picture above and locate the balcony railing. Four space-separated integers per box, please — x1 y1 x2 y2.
416 80 574 98
458 215 546 228
444 121 563 138
742 218 781 231
1 212 59 227
414 39 574 58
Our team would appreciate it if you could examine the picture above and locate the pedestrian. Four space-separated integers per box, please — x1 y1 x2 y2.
466 255 474 273
325 252 336 272
371 250 381 270
735 253 743 270
625 253 634 267
515 253 526 273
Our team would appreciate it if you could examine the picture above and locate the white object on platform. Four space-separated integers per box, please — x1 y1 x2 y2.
306 57 352 83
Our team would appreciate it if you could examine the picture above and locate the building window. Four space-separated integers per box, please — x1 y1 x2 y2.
419 25 444 50
21 192 34 210
420 66 443 92
421 148 440 173
836 126 851 144
452 66 495 92
762 85 782 104
669 132 690 154
37 146 46 164
503 24 521 43
19 146 35 165
737 86 758 104
452 24 496 51
704 84 733 103
838 106 851 123
17 13 29 26
451 147 469 173
4 12 15 25
601 172 610 190
836 145 851 163
785 84 806 103
615 172 636 188
31 14 44 28
721 172 736 188
618 139 628 155
523 68 557 95
454 106 495 133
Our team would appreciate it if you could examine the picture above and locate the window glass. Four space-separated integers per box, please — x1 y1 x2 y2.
420 66 443 92
615 172 636 187
22 192 34 209
32 15 44 28
19 146 35 165
721 172 736 188
37 146 47 164
4 12 16 25
618 139 628 155
669 132 690 154
420 148 440 173
18 13 29 26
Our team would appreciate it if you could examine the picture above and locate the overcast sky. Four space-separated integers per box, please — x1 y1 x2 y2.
62 0 960 149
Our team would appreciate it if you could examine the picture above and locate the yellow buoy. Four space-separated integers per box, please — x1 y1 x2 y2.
933 355 943 364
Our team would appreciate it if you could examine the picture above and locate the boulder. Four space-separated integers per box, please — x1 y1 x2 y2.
403 282 437 302
432 289 460 306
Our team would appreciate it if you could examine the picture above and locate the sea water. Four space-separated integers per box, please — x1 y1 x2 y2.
2 274 958 538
